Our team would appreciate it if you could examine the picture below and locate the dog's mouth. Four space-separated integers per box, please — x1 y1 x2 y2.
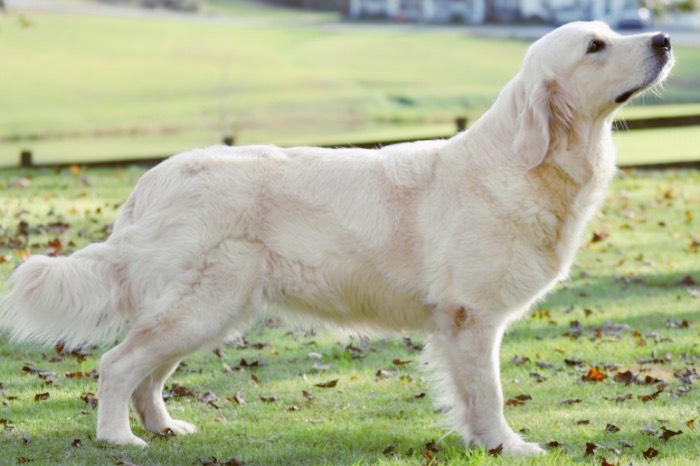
615 37 673 104
615 87 642 104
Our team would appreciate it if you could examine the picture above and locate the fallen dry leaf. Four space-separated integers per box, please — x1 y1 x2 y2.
487 444 503 456
642 447 659 459
582 367 607 382
227 392 245 405
605 423 620 433
659 427 682 441
314 379 338 389
584 441 600 456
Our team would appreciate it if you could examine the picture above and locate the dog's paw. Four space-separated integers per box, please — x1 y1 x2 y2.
167 419 198 435
97 432 148 447
502 439 545 456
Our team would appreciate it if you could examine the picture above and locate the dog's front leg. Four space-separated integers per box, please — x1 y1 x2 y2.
426 306 544 456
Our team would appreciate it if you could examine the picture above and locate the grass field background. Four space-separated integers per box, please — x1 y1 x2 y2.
0 167 698 465
1 2 700 167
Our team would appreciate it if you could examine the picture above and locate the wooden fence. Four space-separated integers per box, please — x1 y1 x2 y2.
14 114 700 170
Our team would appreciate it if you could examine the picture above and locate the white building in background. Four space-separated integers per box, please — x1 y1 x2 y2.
347 0 486 24
345 0 650 27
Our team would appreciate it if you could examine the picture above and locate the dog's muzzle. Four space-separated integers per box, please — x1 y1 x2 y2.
615 32 673 104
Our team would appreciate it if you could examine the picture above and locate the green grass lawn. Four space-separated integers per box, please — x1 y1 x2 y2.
1 5 699 167
0 166 698 465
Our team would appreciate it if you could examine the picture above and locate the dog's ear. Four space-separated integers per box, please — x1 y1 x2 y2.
513 80 575 170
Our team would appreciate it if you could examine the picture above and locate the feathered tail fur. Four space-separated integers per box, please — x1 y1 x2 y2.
0 242 128 348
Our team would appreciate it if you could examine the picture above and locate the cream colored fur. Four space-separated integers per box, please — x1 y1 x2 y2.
0 21 673 454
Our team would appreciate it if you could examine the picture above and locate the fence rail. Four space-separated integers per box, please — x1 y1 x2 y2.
14 114 700 170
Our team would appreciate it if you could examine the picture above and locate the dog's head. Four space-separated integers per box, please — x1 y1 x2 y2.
512 21 674 169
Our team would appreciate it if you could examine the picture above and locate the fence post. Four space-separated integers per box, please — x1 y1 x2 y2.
455 117 468 132
20 150 33 168
223 136 235 146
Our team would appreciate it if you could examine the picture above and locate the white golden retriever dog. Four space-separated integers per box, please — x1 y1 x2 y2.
1 22 673 455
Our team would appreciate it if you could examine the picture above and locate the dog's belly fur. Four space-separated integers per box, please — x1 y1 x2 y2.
271 260 434 332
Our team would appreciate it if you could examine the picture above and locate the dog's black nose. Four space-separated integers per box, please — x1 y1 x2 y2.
651 33 671 51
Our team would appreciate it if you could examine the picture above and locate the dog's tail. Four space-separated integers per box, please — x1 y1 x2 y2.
0 242 128 349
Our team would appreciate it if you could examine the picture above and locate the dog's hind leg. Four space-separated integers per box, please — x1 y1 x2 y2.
426 306 544 456
131 359 197 436
97 300 257 446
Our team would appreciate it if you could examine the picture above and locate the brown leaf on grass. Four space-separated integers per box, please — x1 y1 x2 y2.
642 447 659 459
259 395 277 403
0 418 16 431
65 371 90 379
392 358 412 366
605 424 620 433
674 367 698 384
302 390 316 401
487 444 503 456
199 457 246 466
229 391 246 405
564 357 584 367
577 419 591 425
250 373 260 385
314 379 338 388
659 427 682 441
199 391 219 408
213 348 225 359
591 229 609 243
222 458 246 466
560 398 582 406
169 383 197 398
238 358 261 369
288 404 300 412
80 391 98 408
403 336 423 352
582 367 607 382
584 441 600 456
611 393 633 403
510 355 531 365
16 457 32 465
375 369 395 379
22 365 55 380
545 441 562 449
676 275 697 286
71 438 82 448
505 394 532 407
687 419 696 430
613 370 637 385
382 445 397 456
34 392 50 401
422 440 439 463
54 344 93 362
600 457 619 466
345 344 364 359
46 238 63 257
638 387 664 402
666 319 691 329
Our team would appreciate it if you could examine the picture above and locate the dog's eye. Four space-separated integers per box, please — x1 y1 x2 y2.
586 39 606 54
